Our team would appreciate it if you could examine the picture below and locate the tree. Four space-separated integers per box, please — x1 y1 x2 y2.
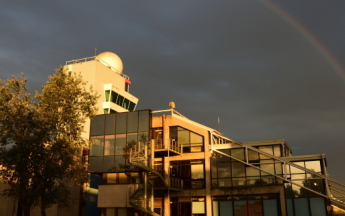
0 67 99 216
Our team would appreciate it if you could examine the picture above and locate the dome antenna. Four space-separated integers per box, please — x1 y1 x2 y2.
94 46 97 56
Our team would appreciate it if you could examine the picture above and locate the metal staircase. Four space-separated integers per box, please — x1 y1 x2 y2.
128 139 183 216
211 141 345 210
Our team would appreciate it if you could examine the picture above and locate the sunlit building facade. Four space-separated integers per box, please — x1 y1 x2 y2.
1 52 343 216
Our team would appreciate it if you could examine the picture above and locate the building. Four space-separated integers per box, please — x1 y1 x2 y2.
78 52 345 216
2 52 345 216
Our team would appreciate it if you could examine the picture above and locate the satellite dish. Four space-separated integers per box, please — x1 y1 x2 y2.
169 101 175 109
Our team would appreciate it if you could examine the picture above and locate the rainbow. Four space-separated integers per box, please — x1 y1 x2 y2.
260 0 345 81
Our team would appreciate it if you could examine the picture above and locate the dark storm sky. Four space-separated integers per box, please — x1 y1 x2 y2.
1 1 345 181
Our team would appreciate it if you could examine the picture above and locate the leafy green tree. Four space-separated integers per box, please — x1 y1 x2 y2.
0 67 99 216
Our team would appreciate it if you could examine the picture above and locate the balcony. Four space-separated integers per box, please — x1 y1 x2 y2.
153 139 183 157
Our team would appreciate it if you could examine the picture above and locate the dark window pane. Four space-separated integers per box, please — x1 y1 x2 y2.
117 95 124 106
263 200 278 216
90 136 104 156
127 133 138 143
217 163 231 178
115 155 126 170
218 150 231 162
138 110 150 132
128 102 136 111
220 201 233 216
218 178 232 187
110 91 118 103
294 198 310 216
103 156 115 171
123 98 130 109
116 113 127 134
127 112 138 133
105 114 116 134
310 197 327 216
90 115 105 136
232 162 245 177
286 199 294 216
115 134 126 155
89 157 103 172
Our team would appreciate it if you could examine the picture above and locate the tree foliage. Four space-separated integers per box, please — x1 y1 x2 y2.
0 67 99 216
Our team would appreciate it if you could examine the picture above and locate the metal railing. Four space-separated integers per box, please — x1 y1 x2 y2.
65 56 130 80
128 140 183 215
154 139 183 154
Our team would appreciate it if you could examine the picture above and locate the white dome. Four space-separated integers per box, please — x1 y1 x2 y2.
97 52 123 74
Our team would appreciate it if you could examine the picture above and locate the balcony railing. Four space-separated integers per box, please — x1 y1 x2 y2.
154 139 183 155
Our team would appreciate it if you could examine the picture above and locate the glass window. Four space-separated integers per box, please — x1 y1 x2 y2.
128 102 136 111
248 149 259 162
232 162 245 177
90 136 104 156
105 114 116 134
290 162 305 174
138 110 150 132
192 201 205 214
259 146 273 159
104 135 115 155
110 91 118 103
263 200 278 216
294 198 310 216
191 164 204 179
107 173 117 184
115 134 126 155
305 161 321 173
106 208 115 216
231 148 244 161
286 199 294 216
248 200 263 216
273 145 281 157
115 155 126 170
218 163 231 178
116 113 127 134
220 201 233 216
89 157 103 172
127 112 138 133
90 115 105 136
117 95 124 106
246 167 260 176
218 150 231 162
123 98 130 109
261 163 275 176
127 133 138 143
117 208 127 216
118 173 128 183
310 197 327 216
234 200 247 216
103 156 115 171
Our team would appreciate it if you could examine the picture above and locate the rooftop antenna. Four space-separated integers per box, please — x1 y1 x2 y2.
218 117 221 133
94 46 97 56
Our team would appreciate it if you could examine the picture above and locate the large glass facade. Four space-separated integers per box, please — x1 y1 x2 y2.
170 197 205 216
211 145 283 188
88 110 151 172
